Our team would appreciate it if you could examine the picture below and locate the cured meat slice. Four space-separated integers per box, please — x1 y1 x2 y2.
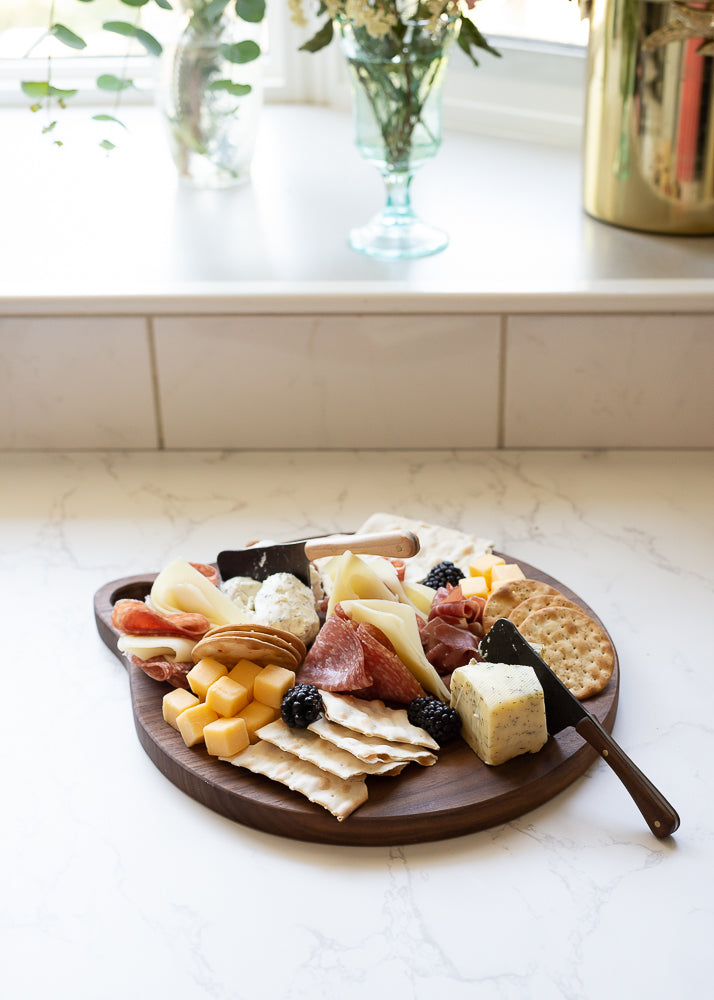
352 623 425 704
112 599 211 640
419 617 482 675
127 654 192 689
296 614 372 692
190 562 218 586
428 584 485 633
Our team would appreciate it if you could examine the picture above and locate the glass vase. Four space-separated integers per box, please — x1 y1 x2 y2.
336 14 459 259
160 2 264 188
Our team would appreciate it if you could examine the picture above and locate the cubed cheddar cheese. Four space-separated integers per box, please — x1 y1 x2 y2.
468 554 505 587
162 688 200 730
253 664 295 710
187 657 228 700
177 702 220 747
460 575 488 598
227 659 263 698
206 676 250 717
490 563 526 589
203 716 250 757
238 701 279 743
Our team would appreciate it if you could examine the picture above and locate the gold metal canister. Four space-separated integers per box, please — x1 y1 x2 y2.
582 0 714 233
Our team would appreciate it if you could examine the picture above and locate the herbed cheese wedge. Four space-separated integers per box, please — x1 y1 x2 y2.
450 661 547 766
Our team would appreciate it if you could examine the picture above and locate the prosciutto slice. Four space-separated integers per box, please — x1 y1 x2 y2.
127 655 192 689
418 617 482 674
112 599 211 640
428 584 485 634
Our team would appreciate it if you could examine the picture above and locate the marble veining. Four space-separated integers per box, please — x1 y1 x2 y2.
1 448 711 999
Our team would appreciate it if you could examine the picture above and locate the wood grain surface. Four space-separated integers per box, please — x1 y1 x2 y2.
94 553 619 846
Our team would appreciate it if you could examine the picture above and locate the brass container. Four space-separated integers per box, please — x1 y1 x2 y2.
582 0 714 233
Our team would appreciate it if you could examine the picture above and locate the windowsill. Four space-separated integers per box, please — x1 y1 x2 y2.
3 103 713 316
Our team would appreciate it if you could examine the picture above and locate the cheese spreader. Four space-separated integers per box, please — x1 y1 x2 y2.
480 618 680 839
217 530 420 587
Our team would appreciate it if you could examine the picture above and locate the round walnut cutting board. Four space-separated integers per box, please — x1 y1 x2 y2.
94 553 619 846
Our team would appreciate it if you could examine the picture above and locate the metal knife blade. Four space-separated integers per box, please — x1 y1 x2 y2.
480 618 680 839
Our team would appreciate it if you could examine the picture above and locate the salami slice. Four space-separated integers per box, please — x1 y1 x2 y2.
296 614 372 692
112 599 211 640
352 623 425 704
190 562 218 586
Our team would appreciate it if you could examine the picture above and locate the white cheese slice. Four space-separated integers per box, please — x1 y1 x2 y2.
117 634 196 663
149 557 249 626
450 661 547 766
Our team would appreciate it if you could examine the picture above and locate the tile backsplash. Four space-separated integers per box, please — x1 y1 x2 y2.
2 312 712 449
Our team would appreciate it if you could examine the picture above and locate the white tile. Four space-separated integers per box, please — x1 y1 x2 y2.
154 315 501 448
505 314 714 447
0 317 157 449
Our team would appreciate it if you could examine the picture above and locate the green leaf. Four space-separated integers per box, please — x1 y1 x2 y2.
299 18 333 54
102 21 162 56
49 24 87 50
21 81 78 99
456 18 500 67
42 121 57 134
92 114 128 129
207 79 252 96
203 0 231 19
153 0 173 8
99 139 117 150
118 0 150 7
96 74 134 92
234 0 265 24
221 40 260 64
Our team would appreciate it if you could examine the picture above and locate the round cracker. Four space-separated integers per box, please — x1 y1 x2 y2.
509 593 585 628
482 579 561 632
192 633 298 670
203 623 306 663
518 606 614 700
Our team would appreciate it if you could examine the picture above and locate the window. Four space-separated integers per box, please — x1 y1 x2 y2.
2 1 590 140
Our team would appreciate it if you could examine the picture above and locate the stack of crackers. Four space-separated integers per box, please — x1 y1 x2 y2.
221 691 439 821
482 579 615 700
192 624 306 671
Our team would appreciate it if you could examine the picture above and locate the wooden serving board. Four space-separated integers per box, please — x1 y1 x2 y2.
94 553 619 846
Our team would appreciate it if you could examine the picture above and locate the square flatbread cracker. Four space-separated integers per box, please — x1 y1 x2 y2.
319 691 439 750
482 579 561 632
309 716 437 766
222 740 368 821
256 719 406 779
518 606 615 700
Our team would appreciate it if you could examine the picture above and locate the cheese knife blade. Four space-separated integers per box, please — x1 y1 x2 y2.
217 530 419 587
480 618 680 839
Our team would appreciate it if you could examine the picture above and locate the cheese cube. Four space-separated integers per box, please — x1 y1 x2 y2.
253 664 295 710
490 563 526 589
203 716 250 757
206 676 250 717
238 701 279 743
227 659 263 698
177 702 220 747
187 657 228 700
450 661 547 766
162 688 200 730
459 575 488 598
468 554 505 587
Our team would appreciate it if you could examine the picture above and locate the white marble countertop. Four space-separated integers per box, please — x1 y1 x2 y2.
3 448 711 999
4 104 714 314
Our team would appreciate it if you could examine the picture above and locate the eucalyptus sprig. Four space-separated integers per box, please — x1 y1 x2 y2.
21 0 172 148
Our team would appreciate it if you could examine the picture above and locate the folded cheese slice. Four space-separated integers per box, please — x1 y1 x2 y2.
150 558 249 627
117 634 196 663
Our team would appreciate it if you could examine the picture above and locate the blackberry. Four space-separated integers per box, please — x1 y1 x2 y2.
281 684 324 729
421 560 465 590
407 697 461 746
